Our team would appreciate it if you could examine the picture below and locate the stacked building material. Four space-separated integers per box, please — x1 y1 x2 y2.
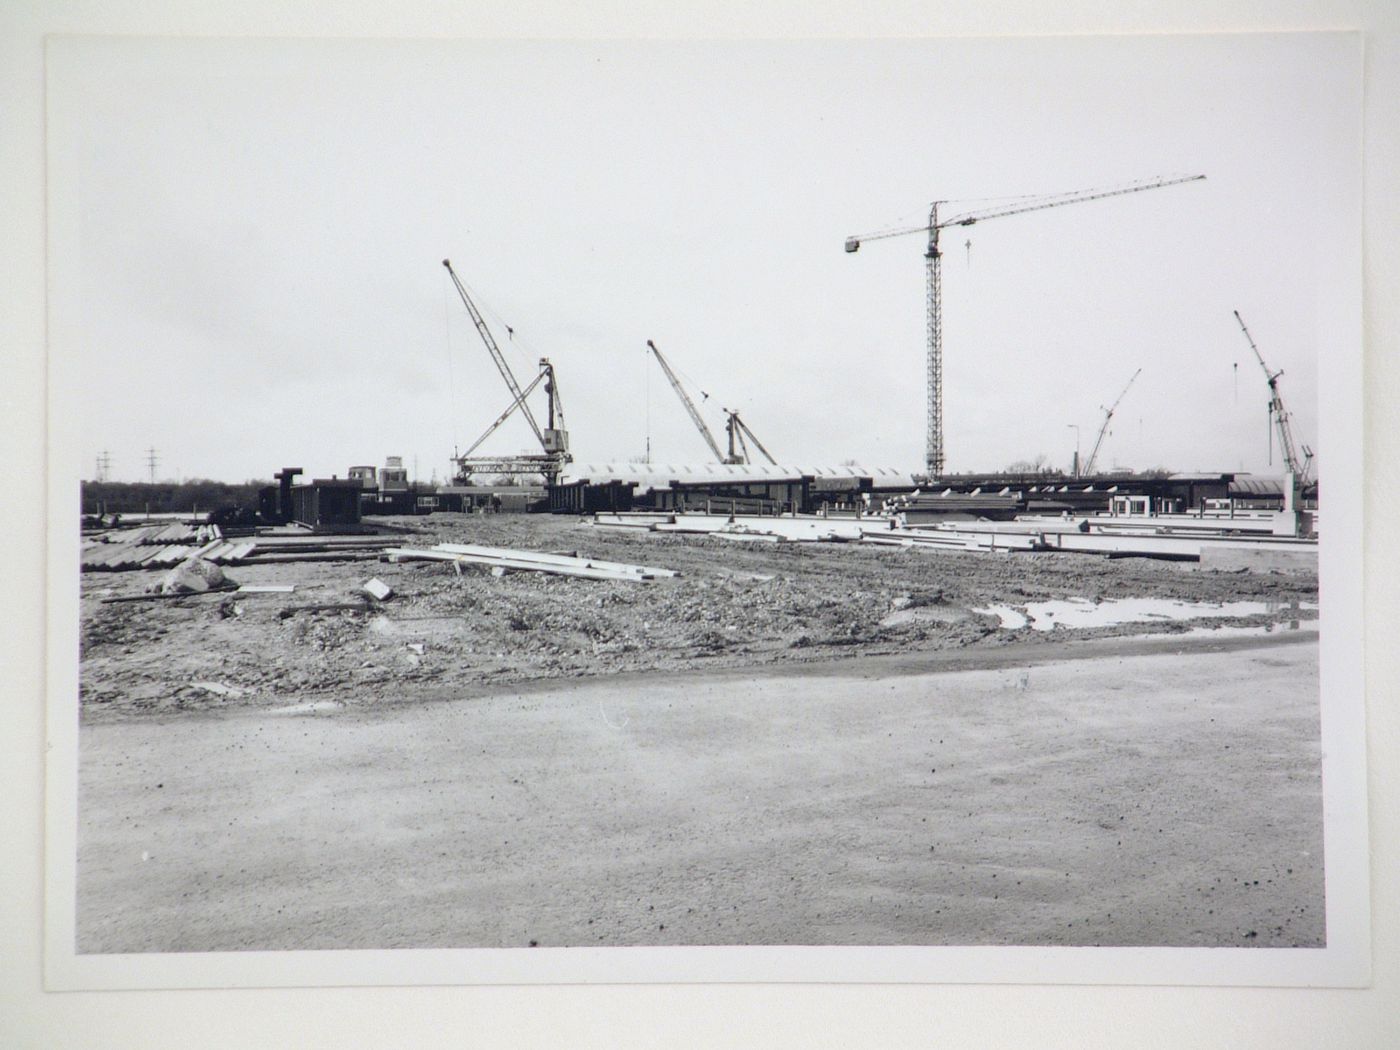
239 535 404 564
885 489 1025 522
81 529 406 572
102 522 224 546
860 523 1046 552
584 513 675 531
81 536 228 572
385 543 679 582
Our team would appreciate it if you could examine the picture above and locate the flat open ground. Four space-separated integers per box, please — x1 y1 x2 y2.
75 515 1323 951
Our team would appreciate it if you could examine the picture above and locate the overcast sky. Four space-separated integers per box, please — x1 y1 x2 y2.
50 33 1356 484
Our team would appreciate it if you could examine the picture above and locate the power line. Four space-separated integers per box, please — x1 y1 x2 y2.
145 447 159 485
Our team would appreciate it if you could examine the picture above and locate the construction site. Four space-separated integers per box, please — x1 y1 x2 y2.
76 177 1324 955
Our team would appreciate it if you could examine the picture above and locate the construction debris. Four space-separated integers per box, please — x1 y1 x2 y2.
80 513 1319 719
386 542 679 583
277 602 373 618
583 508 1319 566
152 557 235 595
82 529 404 572
362 578 394 601
192 681 248 699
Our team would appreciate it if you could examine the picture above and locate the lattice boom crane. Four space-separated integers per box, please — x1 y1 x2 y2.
725 409 777 466
647 339 733 463
1080 367 1142 477
1233 309 1313 486
845 174 1205 478
442 258 570 483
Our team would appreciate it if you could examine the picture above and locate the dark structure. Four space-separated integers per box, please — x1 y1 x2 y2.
360 489 422 516
435 485 547 514
259 467 303 525
806 474 873 514
547 480 637 515
646 475 809 515
290 478 363 528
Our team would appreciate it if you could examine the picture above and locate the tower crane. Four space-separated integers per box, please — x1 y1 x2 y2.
646 339 735 463
442 259 570 483
1233 310 1314 487
1079 367 1142 478
844 173 1205 479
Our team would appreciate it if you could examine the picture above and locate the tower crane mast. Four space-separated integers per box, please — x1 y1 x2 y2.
1080 367 1142 477
845 174 1205 478
1233 310 1314 486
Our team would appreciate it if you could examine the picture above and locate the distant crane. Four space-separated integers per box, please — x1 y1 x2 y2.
647 339 735 463
724 408 778 466
442 259 570 483
844 174 1205 478
1233 309 1313 486
1079 367 1142 478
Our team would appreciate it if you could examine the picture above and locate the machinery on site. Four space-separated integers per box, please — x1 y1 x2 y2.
844 174 1205 479
442 259 571 484
646 339 777 466
1233 309 1314 487
724 408 778 466
1078 367 1142 478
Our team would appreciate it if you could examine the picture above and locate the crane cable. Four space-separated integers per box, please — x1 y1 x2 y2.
447 269 538 365
440 278 460 457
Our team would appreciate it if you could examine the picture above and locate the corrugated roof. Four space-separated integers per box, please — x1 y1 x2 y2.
559 463 916 493
1229 477 1285 497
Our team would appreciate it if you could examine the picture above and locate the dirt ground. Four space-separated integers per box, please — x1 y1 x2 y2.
75 514 1323 952
78 514 1318 720
76 633 1321 952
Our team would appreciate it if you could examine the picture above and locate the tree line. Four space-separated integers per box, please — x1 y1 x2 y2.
81 479 268 516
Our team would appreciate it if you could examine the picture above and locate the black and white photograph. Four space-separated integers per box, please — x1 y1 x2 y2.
39 27 1372 997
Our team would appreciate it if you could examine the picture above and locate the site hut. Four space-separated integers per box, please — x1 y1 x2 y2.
347 465 377 489
380 456 409 492
354 455 436 516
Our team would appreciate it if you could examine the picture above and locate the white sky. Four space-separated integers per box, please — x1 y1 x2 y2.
51 34 1355 484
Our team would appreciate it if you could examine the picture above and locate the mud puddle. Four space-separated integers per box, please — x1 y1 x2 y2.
976 598 1318 632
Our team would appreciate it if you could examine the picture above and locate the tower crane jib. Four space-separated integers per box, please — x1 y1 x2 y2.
845 173 1206 478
